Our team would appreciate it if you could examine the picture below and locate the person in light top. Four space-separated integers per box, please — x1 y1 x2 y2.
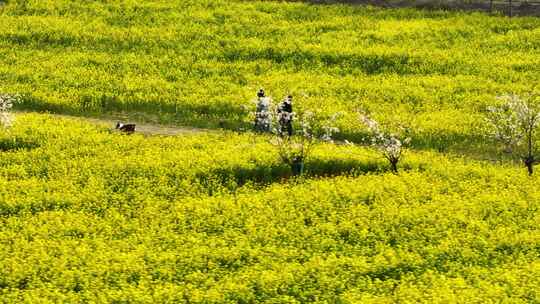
254 88 271 132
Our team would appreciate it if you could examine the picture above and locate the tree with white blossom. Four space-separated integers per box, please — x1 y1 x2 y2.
271 110 340 176
0 93 17 129
360 113 410 173
486 94 540 175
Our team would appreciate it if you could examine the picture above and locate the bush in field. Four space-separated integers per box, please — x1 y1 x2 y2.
271 112 313 176
248 92 340 176
486 94 540 175
360 113 410 173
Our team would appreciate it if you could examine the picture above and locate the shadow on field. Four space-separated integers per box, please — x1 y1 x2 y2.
200 158 382 193
0 200 72 217
16 93 250 130
306 157 383 176
335 127 494 159
0 137 41 152
16 94 499 162
221 47 470 76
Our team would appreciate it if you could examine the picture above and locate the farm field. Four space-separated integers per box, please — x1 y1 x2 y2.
0 0 539 151
0 114 539 302
0 0 539 303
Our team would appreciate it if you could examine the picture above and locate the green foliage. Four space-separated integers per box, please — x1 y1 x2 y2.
0 114 538 302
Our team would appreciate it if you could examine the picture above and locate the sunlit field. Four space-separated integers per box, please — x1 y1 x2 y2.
1 0 539 149
0 114 538 302
0 0 539 302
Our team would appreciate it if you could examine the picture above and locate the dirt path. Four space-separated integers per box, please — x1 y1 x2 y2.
84 116 208 136
16 111 212 136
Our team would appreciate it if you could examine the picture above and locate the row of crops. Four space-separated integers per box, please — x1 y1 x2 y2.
0 113 539 302
0 0 539 153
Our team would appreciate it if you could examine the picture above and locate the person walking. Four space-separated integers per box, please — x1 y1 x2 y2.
277 95 293 136
254 88 271 132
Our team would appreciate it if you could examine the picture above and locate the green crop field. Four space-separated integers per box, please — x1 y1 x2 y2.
0 0 539 303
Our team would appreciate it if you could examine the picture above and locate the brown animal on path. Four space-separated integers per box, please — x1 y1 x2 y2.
115 122 136 134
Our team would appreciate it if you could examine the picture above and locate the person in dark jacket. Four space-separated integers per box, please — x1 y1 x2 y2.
277 95 293 136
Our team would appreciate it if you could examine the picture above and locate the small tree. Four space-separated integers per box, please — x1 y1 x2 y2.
360 113 410 173
0 93 16 129
272 111 339 176
486 94 540 175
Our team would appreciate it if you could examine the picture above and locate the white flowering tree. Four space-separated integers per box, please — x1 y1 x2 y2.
271 111 340 176
247 93 340 176
360 113 410 173
0 93 17 129
486 94 540 175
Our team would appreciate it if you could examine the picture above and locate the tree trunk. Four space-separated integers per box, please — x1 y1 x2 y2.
390 160 398 173
527 162 533 176
524 156 534 176
291 158 304 176
525 124 534 175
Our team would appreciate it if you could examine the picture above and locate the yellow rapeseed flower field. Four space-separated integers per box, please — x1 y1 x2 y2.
0 0 539 302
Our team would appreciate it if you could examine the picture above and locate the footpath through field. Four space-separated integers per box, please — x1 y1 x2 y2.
15 111 211 136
